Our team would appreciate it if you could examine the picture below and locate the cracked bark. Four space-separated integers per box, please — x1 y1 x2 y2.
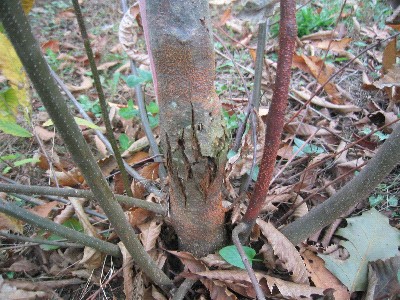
140 0 228 256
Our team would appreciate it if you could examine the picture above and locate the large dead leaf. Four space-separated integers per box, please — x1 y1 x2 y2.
186 270 325 299
366 256 400 299
65 76 93 92
138 220 161 252
382 38 397 73
30 201 58 218
118 242 135 300
0 212 23 233
257 219 310 284
313 37 352 53
49 167 85 186
292 54 343 104
302 249 350 299
293 89 361 113
0 277 47 300
70 197 104 269
320 209 400 292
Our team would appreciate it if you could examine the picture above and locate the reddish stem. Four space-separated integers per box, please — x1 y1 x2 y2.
241 0 297 228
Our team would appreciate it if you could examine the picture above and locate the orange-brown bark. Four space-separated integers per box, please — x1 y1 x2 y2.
140 0 228 256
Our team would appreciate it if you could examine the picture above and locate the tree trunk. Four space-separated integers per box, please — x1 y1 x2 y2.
140 0 228 256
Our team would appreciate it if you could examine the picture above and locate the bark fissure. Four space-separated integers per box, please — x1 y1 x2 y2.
140 0 228 256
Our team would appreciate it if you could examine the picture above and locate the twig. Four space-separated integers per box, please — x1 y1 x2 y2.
0 175 108 219
0 183 167 215
48 67 162 196
0 199 121 257
232 20 269 152
0 231 82 248
232 223 266 300
0 0 171 286
72 0 133 198
240 0 297 240
172 278 196 300
120 0 166 179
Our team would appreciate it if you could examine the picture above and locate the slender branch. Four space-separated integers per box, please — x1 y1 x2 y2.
282 123 400 245
0 0 171 287
0 231 82 248
49 67 162 196
232 20 269 152
0 183 166 215
0 175 107 219
232 223 266 300
172 279 196 300
240 0 297 239
0 199 121 256
72 0 133 199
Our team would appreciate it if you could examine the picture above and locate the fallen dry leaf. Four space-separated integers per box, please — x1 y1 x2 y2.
0 277 48 300
138 220 162 252
34 126 56 141
65 76 93 92
257 219 310 285
0 212 24 233
49 167 85 187
70 197 104 269
30 201 58 218
293 89 361 113
118 242 135 300
302 249 350 299
313 37 352 53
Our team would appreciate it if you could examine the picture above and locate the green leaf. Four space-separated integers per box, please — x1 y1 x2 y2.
0 120 32 137
13 157 40 167
148 114 159 128
119 100 139 119
227 149 237 160
43 117 100 129
0 154 21 161
368 194 384 207
40 217 83 251
293 138 325 157
119 133 130 151
146 101 159 114
388 196 398 207
124 69 153 88
219 245 256 269
319 208 400 292
0 87 19 122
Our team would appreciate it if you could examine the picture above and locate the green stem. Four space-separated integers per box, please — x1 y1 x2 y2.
0 0 171 287
0 200 120 256
0 183 166 215
71 0 133 199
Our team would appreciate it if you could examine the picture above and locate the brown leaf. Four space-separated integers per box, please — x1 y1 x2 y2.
189 270 325 298
302 249 350 299
138 220 162 252
30 201 58 218
0 212 24 233
34 126 55 142
168 250 207 272
65 76 93 92
7 258 40 273
285 122 332 136
382 38 397 73
292 55 343 104
70 197 104 269
118 242 135 300
40 40 60 53
97 61 119 71
313 37 352 53
366 256 400 299
50 167 85 187
125 207 154 227
373 65 400 89
293 89 361 113
200 253 233 269
0 277 48 300
257 219 310 284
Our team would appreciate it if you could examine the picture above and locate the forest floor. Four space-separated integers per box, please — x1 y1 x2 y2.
0 0 400 299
